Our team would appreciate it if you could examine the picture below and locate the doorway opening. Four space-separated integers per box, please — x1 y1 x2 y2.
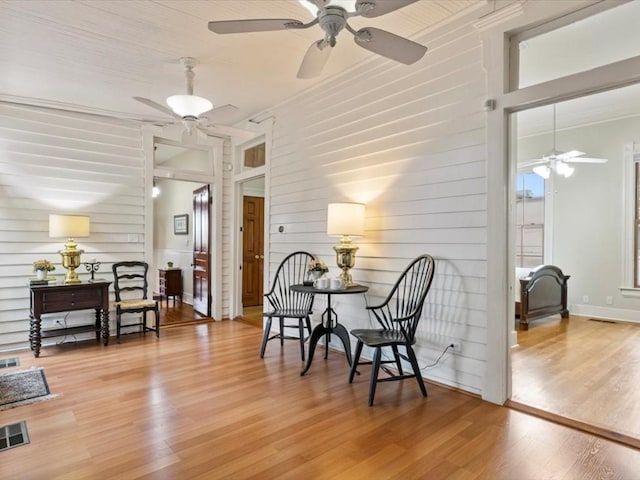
240 177 265 329
509 83 640 446
153 142 214 324
501 0 640 447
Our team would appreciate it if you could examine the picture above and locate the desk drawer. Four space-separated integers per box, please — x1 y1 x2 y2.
42 288 101 312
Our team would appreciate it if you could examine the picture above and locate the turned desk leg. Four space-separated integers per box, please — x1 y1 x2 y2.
30 315 42 358
101 310 110 346
94 308 101 342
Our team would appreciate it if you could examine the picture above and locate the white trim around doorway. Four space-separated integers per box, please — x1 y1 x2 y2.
230 120 274 321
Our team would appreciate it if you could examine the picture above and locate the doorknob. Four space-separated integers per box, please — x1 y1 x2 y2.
254 255 260 259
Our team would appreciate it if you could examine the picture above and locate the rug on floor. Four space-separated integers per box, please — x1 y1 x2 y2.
0 367 58 410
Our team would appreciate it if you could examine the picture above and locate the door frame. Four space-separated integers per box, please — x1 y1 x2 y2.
479 0 640 403
143 127 225 321
231 122 273 320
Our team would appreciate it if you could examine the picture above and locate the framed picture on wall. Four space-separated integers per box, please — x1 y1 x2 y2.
174 214 188 235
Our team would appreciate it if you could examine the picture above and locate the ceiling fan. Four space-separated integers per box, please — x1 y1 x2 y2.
519 104 608 179
207 0 427 79
133 57 238 135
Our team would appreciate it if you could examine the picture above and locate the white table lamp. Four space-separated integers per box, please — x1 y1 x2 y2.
327 202 365 287
49 214 90 284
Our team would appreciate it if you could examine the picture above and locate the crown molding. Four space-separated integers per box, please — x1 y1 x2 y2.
0 93 158 124
474 1 524 31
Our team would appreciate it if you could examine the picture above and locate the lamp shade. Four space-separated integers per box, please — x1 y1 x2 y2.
327 203 365 237
166 94 213 118
49 214 90 238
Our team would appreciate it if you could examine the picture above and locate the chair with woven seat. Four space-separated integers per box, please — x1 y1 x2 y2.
348 254 436 406
112 261 160 343
260 251 315 361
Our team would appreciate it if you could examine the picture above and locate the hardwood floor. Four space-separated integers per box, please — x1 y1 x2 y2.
159 300 212 327
2 317 640 478
237 305 264 329
511 314 640 448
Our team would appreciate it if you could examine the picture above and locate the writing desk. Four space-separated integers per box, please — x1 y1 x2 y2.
290 284 368 376
29 281 111 357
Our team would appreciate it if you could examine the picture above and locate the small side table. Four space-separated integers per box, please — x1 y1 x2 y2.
290 284 368 376
159 268 183 307
29 282 111 357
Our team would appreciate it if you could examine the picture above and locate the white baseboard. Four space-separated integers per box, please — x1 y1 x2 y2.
510 329 518 347
569 303 640 324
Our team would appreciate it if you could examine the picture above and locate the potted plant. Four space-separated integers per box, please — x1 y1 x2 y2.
33 259 55 280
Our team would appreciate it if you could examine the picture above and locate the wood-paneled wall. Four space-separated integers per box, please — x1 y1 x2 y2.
265 15 487 394
0 102 145 350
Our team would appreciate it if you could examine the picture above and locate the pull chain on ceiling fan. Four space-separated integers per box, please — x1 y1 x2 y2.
207 0 427 79
520 103 608 179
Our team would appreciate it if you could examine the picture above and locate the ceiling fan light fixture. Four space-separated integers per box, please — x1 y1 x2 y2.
166 94 213 118
328 0 357 11
555 160 572 177
533 165 551 179
298 0 357 16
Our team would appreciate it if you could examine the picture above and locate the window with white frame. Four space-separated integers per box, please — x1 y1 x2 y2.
515 173 544 268
510 1 640 91
623 143 640 292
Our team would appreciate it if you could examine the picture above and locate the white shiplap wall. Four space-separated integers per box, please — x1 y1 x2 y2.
0 102 145 351
265 15 487 394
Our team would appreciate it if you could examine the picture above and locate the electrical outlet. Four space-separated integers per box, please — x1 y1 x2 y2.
583 295 589 303
450 342 461 353
606 296 613 305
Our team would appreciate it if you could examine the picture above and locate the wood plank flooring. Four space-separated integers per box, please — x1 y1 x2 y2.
159 300 211 327
2 316 640 478
238 305 264 329
511 314 640 447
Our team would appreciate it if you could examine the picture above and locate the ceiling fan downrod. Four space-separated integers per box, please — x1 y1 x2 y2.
319 6 348 47
180 57 198 96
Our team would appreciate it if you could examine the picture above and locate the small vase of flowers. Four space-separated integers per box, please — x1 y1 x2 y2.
306 259 329 284
33 259 55 280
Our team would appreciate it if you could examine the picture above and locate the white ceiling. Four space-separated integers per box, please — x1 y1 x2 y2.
2 0 638 140
0 0 479 126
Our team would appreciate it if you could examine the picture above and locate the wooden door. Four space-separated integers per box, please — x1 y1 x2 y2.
242 196 264 307
192 185 211 317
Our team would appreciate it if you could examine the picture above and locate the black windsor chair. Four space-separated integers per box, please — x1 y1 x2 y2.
260 251 316 361
348 254 436 406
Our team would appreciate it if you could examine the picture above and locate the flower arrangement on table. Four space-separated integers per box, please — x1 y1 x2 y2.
305 258 329 285
307 259 329 274
33 259 56 272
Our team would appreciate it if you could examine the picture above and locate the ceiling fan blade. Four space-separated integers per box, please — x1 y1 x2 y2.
354 27 427 65
297 40 331 79
357 0 419 18
200 104 239 121
556 150 585 160
133 96 177 118
518 159 547 169
208 19 305 34
564 157 608 164
200 124 257 142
